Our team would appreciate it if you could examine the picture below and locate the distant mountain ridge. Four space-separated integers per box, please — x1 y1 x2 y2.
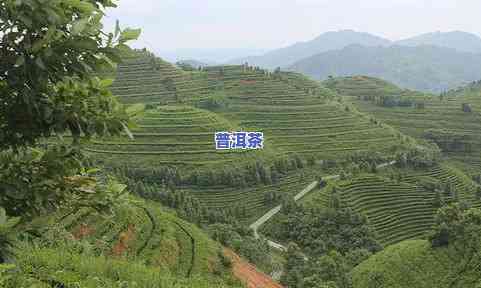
289 44 481 92
395 31 481 53
228 30 481 71
228 30 391 69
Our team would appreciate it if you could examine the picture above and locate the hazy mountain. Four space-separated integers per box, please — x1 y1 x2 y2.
158 48 267 64
289 44 481 92
228 30 391 69
395 31 481 53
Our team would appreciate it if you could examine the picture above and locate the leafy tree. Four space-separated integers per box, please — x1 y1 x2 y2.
0 0 140 238
273 206 381 257
306 251 352 288
281 243 306 287
207 223 273 270
429 205 481 287
0 0 140 149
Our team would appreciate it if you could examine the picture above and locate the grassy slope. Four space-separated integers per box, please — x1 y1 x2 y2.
8 199 241 288
328 76 481 177
84 51 420 220
104 51 412 166
352 240 481 288
303 164 481 246
86 105 270 169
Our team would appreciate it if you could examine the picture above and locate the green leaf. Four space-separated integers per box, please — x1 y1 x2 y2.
86 168 101 175
64 0 95 14
68 38 98 50
29 148 45 160
110 182 127 194
119 28 141 43
71 18 89 36
99 78 114 88
114 43 132 54
126 103 145 117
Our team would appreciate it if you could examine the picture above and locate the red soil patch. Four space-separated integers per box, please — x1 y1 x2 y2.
112 224 136 256
224 248 284 288
72 223 95 240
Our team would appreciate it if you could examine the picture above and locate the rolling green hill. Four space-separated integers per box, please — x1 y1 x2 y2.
353 239 481 288
86 105 264 169
111 50 212 105
82 51 422 221
302 163 481 246
106 50 415 165
327 76 481 177
6 199 241 287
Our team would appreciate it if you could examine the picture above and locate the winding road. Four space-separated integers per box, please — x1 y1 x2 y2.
249 161 396 251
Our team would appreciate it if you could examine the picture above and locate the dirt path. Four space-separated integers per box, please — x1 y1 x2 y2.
224 248 284 288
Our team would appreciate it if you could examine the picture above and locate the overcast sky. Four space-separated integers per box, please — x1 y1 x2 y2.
103 0 481 52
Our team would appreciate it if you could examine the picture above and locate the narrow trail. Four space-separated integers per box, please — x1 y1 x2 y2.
224 248 284 288
250 161 396 251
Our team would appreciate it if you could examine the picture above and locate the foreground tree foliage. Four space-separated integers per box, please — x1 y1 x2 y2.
0 0 140 264
0 0 140 213
0 0 140 149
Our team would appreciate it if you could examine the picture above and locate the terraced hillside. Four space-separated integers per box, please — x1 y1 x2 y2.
327 76 481 176
82 51 424 221
182 168 318 221
338 175 435 246
110 51 414 163
309 164 481 246
9 199 241 287
203 66 411 160
111 50 212 105
86 105 266 169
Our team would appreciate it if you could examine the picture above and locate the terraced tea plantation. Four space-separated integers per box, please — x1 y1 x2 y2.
328 76 481 176
111 50 213 105
338 175 435 245
86 50 481 249
181 168 319 221
204 66 410 160
310 164 481 246
86 105 264 169
13 200 237 287
83 51 423 221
